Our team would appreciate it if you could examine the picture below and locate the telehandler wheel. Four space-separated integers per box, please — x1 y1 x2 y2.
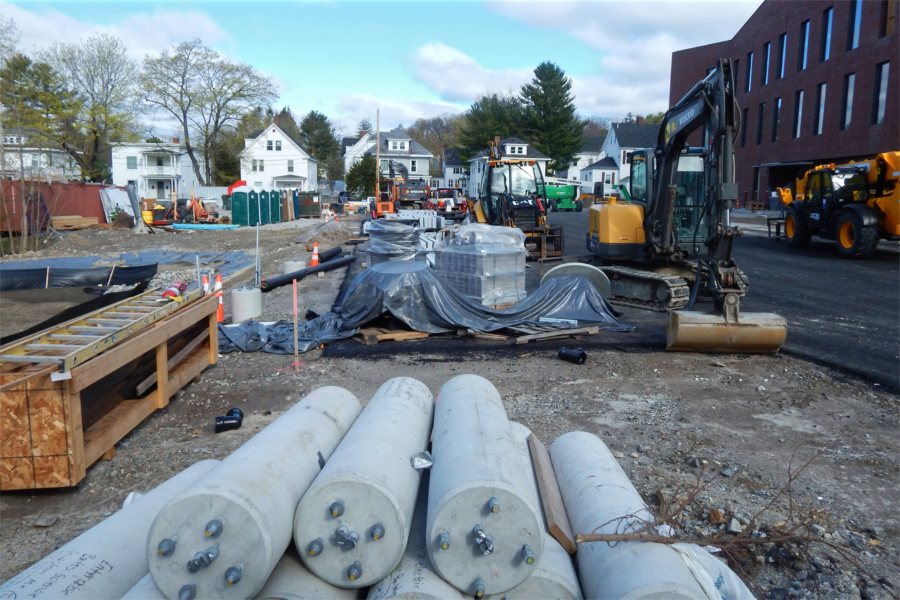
784 207 811 248
575 200 583 212
836 211 878 258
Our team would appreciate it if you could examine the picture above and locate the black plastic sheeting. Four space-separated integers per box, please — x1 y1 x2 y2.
219 261 632 355
0 264 158 291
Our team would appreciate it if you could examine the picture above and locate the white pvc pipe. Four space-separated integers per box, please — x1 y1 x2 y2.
550 431 707 599
294 377 434 588
147 387 362 600
0 460 219 600
256 549 356 600
427 375 543 596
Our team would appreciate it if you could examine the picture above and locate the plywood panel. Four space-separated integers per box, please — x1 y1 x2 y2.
0 457 34 490
29 386 68 456
0 384 30 457
33 455 72 488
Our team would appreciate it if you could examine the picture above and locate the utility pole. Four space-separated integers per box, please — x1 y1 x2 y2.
375 109 380 199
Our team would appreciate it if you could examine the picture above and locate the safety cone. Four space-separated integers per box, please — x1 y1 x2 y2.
310 242 320 267
214 274 224 323
202 274 210 294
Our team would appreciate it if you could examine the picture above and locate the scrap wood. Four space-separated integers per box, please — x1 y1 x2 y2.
51 216 99 230
527 432 577 555
356 327 430 346
510 325 600 345
456 328 509 342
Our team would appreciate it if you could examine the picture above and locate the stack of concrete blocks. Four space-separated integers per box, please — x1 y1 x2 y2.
392 209 445 231
433 224 527 307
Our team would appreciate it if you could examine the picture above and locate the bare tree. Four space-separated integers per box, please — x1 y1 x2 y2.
42 34 138 181
141 39 275 186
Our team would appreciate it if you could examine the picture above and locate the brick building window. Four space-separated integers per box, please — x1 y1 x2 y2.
741 107 749 147
848 0 862 50
799 20 810 70
880 0 894 37
745 51 754 92
840 73 855 130
772 97 782 142
756 102 765 145
813 83 827 135
762 42 771 86
793 90 805 138
777 33 787 79
872 61 890 125
821 7 833 61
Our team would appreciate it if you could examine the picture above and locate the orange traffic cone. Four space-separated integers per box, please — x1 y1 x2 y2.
310 242 320 267
214 274 224 323
202 274 210 294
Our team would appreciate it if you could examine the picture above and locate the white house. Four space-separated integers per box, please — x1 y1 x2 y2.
439 148 468 189
110 140 201 200
466 137 550 199
600 122 658 181
342 132 374 176
365 128 433 181
558 135 605 181
240 123 317 192
2 132 80 181
580 157 620 192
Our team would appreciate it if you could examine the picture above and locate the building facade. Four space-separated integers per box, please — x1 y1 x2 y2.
110 140 201 200
670 0 898 208
2 132 80 181
364 128 434 181
600 123 658 182
240 123 318 192
439 148 468 189
580 156 620 190
559 135 606 180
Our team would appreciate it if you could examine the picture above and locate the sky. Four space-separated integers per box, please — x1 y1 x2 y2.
1 0 762 137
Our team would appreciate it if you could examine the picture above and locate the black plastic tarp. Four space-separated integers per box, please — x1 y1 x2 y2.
219 261 632 354
0 264 158 291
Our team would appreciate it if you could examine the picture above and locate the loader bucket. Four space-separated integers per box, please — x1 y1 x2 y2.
666 310 787 353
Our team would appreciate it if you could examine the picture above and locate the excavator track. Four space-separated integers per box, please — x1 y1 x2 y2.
599 266 691 312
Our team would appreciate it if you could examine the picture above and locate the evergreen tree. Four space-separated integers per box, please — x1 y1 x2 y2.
274 107 302 142
357 118 373 136
457 94 525 159
299 111 341 182
520 62 584 173
345 153 377 198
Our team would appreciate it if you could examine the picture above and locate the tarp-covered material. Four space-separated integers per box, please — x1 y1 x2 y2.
219 260 632 354
0 263 158 291
366 219 419 263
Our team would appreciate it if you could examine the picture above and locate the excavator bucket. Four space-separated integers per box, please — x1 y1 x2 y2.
666 310 787 353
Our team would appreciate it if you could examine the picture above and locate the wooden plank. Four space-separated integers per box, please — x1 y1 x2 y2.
359 328 430 346
208 312 218 367
135 330 208 397
527 432 576 555
155 342 169 409
514 326 599 345
67 386 86 483
82 396 157 467
165 348 210 402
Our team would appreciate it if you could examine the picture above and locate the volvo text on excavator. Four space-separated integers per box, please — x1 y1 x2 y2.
586 58 787 353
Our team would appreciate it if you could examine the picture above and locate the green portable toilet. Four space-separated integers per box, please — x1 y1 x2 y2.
269 189 282 223
231 188 250 226
247 189 261 225
259 189 270 225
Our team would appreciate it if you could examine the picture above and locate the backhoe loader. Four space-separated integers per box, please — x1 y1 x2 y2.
777 151 899 257
586 58 787 353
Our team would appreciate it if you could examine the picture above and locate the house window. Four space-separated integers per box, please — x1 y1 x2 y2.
799 20 810 70
31 154 39 167
259 159 264 172
745 51 754 92
391 142 398 150
411 160 417 172
880 0 894 37
821 7 833 61
156 157 163 167
126 156 137 169
872 61 890 125
772 97 782 142
841 73 855 130
777 33 787 79
275 140 282 151
288 160 294 172
761 42 771 86
793 90 805 138
813 82 826 135
127 179 136 187
252 159 258 172
848 0 862 50
453 167 462 174
741 107 749 147
267 140 273 151
756 102 765 144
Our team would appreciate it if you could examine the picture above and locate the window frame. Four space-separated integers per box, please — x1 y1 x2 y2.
777 33 787 79
799 20 810 70
840 73 855 130
821 7 833 62
813 82 827 135
793 90 805 139
126 156 137 169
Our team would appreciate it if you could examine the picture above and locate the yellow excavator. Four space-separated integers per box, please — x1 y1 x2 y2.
587 58 787 353
777 151 900 257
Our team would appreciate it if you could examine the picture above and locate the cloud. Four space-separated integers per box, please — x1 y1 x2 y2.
487 0 762 117
411 42 533 103
0 1 230 59
332 93 467 136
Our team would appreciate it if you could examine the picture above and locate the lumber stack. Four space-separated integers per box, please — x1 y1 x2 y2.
51 215 99 230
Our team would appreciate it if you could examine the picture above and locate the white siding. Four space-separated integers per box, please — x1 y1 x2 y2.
240 123 317 192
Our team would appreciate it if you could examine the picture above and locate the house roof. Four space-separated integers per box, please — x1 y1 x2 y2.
580 135 606 154
364 128 433 157
583 157 619 171
469 137 549 161
244 123 315 161
612 123 658 149
443 148 464 167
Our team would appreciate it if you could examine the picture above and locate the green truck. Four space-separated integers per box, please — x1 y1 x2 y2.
542 177 583 212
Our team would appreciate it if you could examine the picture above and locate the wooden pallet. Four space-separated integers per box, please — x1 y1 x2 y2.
356 327 430 346
0 295 218 490
508 325 599 345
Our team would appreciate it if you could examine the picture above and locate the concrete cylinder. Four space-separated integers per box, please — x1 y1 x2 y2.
281 260 306 275
549 431 708 599
367 481 466 600
121 574 167 599
0 460 218 600
492 423 582 600
257 548 357 600
231 287 262 322
293 377 434 588
147 387 362 600
426 375 543 596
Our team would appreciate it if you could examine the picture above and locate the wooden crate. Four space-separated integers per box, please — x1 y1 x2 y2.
0 296 218 490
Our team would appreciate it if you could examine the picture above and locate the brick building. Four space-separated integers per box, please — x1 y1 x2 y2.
670 0 898 208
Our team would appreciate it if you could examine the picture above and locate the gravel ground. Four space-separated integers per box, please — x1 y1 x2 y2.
0 217 897 599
